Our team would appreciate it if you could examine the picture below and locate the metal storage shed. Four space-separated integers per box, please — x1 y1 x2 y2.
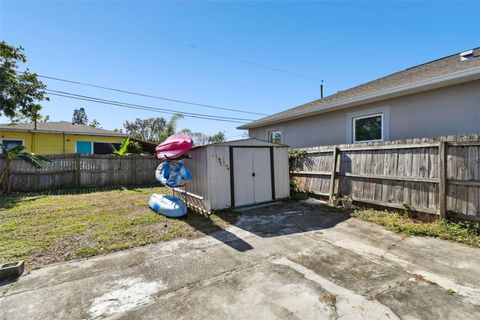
174 138 290 213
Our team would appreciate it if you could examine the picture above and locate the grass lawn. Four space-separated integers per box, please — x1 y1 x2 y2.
0 186 237 270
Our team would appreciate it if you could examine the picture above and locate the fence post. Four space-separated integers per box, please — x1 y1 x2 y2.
75 153 81 189
329 147 339 204
438 142 447 219
132 155 137 185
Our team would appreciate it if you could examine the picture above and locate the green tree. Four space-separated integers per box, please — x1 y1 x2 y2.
39 115 50 123
89 119 101 128
112 137 143 156
0 144 51 194
0 41 48 122
192 132 209 146
123 114 184 143
126 140 143 154
158 114 184 142
113 137 130 156
179 129 209 146
124 117 167 142
208 131 226 144
72 107 88 125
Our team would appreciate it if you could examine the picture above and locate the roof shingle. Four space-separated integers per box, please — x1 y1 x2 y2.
0 121 126 137
240 47 480 129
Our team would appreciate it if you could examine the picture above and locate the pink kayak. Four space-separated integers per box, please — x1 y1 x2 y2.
155 134 193 160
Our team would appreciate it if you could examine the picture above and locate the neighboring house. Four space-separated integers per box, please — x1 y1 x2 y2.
0 121 126 154
239 48 480 148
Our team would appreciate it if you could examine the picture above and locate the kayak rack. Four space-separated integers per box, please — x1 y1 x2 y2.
173 188 204 200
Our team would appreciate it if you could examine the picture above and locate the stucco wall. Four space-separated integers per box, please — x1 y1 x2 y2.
249 80 480 148
0 130 125 154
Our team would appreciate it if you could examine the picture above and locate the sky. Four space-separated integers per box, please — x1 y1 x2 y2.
1 0 479 140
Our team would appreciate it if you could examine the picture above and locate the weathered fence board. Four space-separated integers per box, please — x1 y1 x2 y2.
292 135 480 221
0 154 159 192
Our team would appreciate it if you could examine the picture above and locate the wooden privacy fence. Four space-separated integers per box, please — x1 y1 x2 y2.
291 136 480 222
0 154 160 192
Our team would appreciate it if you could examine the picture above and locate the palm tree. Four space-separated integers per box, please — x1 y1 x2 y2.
0 144 51 194
179 129 209 146
113 137 131 156
158 114 184 142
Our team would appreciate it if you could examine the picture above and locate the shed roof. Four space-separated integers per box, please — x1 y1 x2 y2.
194 138 289 149
0 121 126 137
239 47 480 129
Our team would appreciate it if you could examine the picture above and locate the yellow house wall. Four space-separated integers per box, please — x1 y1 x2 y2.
0 130 125 154
0 130 33 151
33 132 64 154
64 134 125 153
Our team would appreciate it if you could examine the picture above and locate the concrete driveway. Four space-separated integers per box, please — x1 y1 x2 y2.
1 201 480 320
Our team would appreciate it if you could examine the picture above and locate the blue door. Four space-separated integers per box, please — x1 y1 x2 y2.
76 141 92 154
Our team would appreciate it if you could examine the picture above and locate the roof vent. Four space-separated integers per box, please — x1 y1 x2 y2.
460 49 474 61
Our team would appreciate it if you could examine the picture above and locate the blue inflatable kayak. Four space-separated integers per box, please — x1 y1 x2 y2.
148 193 187 218
155 160 192 188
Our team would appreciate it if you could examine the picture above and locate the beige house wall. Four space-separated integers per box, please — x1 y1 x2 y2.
248 80 480 148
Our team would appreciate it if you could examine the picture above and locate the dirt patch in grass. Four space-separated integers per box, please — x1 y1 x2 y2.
351 209 480 248
0 187 238 269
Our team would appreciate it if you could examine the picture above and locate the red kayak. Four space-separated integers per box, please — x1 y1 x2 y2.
155 134 193 160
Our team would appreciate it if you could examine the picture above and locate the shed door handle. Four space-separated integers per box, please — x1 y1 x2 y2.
252 172 255 177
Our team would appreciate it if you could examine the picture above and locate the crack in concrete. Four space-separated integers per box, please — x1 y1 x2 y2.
272 257 401 320
320 235 480 305
365 276 411 301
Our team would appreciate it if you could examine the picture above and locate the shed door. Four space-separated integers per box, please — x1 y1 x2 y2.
252 148 272 203
233 148 272 206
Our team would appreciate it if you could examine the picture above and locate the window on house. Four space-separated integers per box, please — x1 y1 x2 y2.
76 141 122 154
93 142 121 154
1 139 23 152
268 130 282 144
76 141 92 154
353 114 383 143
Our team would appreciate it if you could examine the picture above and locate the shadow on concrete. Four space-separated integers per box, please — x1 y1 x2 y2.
232 201 351 238
183 210 253 253
184 200 350 251
207 230 254 252
0 277 19 287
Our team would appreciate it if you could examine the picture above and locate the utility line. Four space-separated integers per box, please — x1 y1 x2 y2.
16 70 268 116
46 90 249 124
48 92 246 124
46 89 254 121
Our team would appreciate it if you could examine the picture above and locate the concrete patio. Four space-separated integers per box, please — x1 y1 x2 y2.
1 202 480 320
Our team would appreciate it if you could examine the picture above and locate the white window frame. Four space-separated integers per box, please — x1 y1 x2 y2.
352 113 384 143
265 128 284 144
346 106 389 144
0 138 24 153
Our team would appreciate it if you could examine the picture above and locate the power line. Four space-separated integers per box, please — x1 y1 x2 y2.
186 43 321 81
17 71 268 116
48 92 246 124
45 90 250 124
46 89 254 121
